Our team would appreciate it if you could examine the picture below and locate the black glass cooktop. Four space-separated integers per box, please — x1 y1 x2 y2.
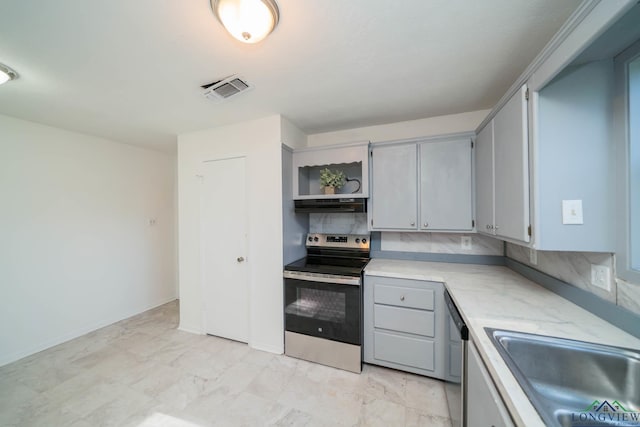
284 255 369 277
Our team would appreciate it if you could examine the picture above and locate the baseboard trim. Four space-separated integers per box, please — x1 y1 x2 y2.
249 342 284 355
0 294 178 367
177 325 204 335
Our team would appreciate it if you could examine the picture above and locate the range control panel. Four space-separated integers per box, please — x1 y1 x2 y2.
306 233 370 250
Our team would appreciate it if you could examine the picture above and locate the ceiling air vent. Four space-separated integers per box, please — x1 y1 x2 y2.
202 75 253 102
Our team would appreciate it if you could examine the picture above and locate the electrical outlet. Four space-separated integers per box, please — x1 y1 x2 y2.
591 265 611 291
461 236 472 250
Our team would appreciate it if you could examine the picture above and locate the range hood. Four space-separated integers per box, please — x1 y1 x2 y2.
294 198 367 213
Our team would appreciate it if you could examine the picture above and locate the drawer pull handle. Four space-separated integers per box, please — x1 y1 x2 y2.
400 296 405 301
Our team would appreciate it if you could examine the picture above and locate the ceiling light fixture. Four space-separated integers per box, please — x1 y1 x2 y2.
211 0 279 44
0 63 18 85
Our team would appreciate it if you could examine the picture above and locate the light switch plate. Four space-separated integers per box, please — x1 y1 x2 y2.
562 200 583 225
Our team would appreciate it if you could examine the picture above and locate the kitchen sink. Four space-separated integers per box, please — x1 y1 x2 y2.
485 328 640 427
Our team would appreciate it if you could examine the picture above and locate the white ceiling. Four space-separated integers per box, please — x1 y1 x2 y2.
0 0 581 152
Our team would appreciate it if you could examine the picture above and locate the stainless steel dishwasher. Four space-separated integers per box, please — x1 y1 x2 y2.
444 290 469 427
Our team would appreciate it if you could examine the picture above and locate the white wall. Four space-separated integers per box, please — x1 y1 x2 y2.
177 115 285 353
307 110 490 146
281 116 308 149
281 118 308 265
282 146 308 265
0 114 177 366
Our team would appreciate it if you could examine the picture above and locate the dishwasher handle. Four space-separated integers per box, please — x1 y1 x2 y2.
445 290 469 341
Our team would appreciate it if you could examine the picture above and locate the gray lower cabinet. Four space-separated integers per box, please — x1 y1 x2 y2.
467 341 514 427
364 275 446 379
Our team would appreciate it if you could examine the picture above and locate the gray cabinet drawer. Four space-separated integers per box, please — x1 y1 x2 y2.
373 331 435 371
374 305 435 337
374 284 435 310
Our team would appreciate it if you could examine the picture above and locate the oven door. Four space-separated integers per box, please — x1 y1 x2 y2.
284 273 361 346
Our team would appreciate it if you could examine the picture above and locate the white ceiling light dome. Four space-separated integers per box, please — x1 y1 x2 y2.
211 0 279 44
0 63 18 85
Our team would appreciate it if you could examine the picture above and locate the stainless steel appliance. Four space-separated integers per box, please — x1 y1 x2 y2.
293 198 366 213
444 290 469 427
283 233 370 373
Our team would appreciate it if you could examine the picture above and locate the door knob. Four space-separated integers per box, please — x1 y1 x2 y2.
237 256 245 263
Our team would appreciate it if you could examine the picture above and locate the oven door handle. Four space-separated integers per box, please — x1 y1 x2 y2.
283 270 361 286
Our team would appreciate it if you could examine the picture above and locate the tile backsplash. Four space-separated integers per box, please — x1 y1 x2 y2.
506 243 640 316
309 213 369 235
507 244 616 302
381 232 504 255
309 214 504 256
616 278 640 315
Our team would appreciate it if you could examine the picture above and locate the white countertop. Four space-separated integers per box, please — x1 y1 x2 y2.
365 258 640 426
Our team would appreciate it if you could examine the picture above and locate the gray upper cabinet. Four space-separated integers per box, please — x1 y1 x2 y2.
477 72 615 250
419 138 473 231
370 133 474 232
473 1 637 251
475 122 494 234
530 54 617 252
494 84 530 243
370 143 418 230
476 85 531 243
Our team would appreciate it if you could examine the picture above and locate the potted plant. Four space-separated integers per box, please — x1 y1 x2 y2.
319 168 346 195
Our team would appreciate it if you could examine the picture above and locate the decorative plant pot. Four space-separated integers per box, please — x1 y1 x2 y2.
323 186 336 195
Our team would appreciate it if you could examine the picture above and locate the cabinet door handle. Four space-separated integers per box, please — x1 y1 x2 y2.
237 256 245 262
410 222 415 226
400 296 405 301
423 222 429 228
494 225 500 230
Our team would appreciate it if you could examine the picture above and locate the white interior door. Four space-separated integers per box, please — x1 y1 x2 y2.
201 157 249 343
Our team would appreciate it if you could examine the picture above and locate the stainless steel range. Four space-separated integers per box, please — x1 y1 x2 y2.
283 233 370 373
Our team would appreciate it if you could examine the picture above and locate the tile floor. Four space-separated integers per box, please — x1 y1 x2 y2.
0 300 453 427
